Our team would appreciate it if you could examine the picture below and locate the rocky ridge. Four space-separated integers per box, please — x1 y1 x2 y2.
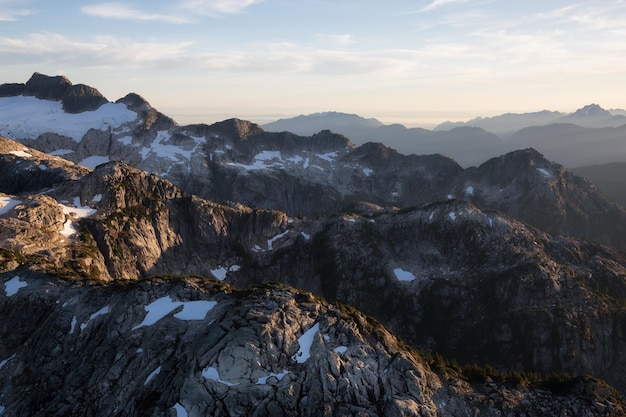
1 73 625 247
3 135 626 398
2 273 624 416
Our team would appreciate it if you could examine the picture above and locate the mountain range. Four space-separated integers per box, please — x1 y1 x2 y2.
263 104 626 169
2 72 626 415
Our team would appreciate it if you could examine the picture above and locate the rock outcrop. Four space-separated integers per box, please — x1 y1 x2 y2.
1 273 625 416
17 72 109 113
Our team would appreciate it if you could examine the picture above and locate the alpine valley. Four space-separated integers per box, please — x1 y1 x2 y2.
1 73 626 416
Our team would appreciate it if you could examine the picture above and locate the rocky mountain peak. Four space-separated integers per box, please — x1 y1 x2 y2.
210 118 265 140
16 72 110 114
23 72 72 101
573 103 611 117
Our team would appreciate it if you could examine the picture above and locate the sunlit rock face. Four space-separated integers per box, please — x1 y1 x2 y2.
1 274 625 417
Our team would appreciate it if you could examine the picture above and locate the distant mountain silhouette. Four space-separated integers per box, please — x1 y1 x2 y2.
264 112 506 167
265 105 626 168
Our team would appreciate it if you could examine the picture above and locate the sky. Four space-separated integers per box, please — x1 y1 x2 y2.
2 0 626 127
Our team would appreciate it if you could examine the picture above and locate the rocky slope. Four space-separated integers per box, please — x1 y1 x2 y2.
3 135 626 399
3 273 625 417
2 73 626 248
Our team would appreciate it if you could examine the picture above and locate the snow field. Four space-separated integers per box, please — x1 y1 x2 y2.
4 276 28 296
132 296 217 329
0 96 137 142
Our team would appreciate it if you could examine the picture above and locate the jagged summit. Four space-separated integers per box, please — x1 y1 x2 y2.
0 72 109 114
209 118 265 140
572 103 612 117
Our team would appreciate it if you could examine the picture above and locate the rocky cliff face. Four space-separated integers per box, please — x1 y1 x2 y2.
1 272 625 417
3 134 626 400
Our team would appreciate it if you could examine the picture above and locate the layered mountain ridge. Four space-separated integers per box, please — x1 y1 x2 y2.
1 73 625 248
2 73 626 414
264 104 626 168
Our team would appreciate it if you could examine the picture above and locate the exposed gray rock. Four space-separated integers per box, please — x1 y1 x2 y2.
23 72 72 101
62 83 108 113
0 273 623 417
3 140 626 397
0 83 24 97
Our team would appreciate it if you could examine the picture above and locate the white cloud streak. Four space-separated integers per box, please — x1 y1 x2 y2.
81 0 264 22
81 2 189 24
178 0 263 15
0 0 34 21
420 0 468 13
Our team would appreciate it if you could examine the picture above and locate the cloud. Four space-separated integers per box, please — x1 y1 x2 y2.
0 32 194 69
0 0 34 21
81 2 189 24
420 0 469 13
177 0 263 15
315 34 354 46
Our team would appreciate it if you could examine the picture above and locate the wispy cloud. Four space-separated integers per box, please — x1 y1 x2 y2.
81 2 189 24
0 0 34 21
0 32 194 69
315 34 354 46
420 0 469 13
177 0 263 15
81 0 263 23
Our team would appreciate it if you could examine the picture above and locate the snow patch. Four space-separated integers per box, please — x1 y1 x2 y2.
117 136 132 145
92 194 103 202
256 370 290 384
4 276 27 296
537 168 551 176
393 268 416 282
144 366 161 385
69 317 77 334
173 403 188 417
333 346 348 354
0 354 16 370
466 186 474 196
363 168 373 176
38 164 48 170
448 212 457 221
293 323 320 363
301 232 311 240
317 151 337 163
9 150 32 158
211 267 227 280
133 296 216 329
267 230 289 250
202 366 239 386
59 199 97 236
211 265 240 280
80 306 110 331
79 155 110 169
0 196 21 215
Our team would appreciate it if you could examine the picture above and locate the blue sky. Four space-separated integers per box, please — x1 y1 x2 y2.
2 0 626 127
